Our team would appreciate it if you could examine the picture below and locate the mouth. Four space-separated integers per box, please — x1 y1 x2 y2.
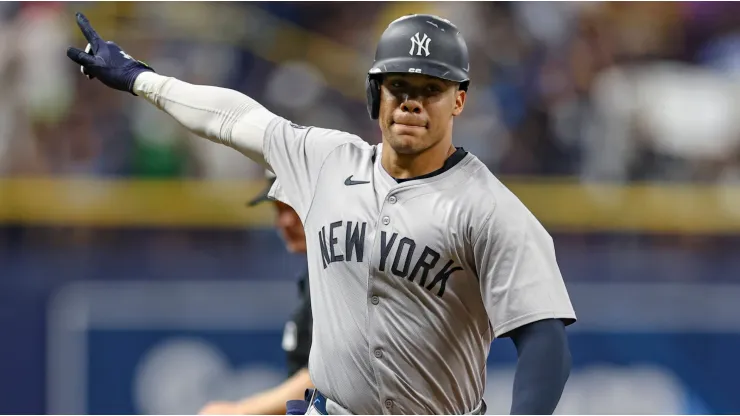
391 120 427 130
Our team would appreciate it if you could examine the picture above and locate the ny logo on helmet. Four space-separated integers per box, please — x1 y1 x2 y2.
409 32 431 57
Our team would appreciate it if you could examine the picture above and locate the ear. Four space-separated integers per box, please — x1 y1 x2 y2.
452 89 466 117
366 76 382 120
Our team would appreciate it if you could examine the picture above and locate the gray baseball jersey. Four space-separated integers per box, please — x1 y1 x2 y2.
264 117 576 415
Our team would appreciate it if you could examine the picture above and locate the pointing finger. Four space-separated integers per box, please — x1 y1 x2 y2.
75 12 102 48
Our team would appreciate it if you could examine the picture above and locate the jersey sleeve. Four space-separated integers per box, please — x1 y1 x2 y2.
263 117 364 219
473 194 576 338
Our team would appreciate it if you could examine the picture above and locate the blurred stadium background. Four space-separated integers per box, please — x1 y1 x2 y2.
2 1 740 414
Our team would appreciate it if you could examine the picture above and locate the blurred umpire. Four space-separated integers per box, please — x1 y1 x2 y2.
200 172 314 415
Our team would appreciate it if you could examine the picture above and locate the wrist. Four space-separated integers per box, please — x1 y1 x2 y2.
131 70 165 97
127 67 155 96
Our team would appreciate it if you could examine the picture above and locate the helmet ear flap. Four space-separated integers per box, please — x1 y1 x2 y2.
365 75 381 120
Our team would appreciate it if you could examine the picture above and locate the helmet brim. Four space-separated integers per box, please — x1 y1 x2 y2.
369 57 469 85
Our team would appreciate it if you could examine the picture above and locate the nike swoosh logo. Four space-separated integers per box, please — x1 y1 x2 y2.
344 175 370 186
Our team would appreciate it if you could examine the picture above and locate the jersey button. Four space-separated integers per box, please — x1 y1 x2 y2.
382 216 390 225
371 295 379 305
388 195 397 204
385 399 393 409
374 349 383 358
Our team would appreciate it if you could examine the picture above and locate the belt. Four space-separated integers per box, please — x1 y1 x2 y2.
304 389 487 415
306 389 341 415
305 389 330 415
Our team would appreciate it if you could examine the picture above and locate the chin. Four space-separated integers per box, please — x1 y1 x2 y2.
387 134 432 155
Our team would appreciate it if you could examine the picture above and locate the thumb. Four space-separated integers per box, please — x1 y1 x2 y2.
66 46 98 66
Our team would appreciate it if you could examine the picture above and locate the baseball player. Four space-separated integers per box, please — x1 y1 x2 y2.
67 12 576 415
199 172 315 415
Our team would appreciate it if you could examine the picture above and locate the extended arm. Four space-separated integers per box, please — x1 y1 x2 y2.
67 11 374 217
132 72 276 167
66 12 276 168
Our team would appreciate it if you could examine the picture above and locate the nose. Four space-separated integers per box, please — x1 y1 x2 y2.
400 95 422 114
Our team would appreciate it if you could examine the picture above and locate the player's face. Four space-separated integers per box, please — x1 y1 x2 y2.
378 73 466 155
273 201 307 253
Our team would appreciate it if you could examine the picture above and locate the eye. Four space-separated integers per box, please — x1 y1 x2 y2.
426 84 442 93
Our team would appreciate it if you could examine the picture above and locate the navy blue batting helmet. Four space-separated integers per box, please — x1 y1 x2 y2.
365 14 470 120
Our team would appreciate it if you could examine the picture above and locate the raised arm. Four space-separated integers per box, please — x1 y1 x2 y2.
132 72 276 167
66 12 275 167
67 11 368 220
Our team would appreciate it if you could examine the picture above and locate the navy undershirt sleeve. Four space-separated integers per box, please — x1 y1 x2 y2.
505 318 572 415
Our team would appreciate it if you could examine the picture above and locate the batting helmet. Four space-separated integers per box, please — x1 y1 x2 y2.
365 14 470 120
